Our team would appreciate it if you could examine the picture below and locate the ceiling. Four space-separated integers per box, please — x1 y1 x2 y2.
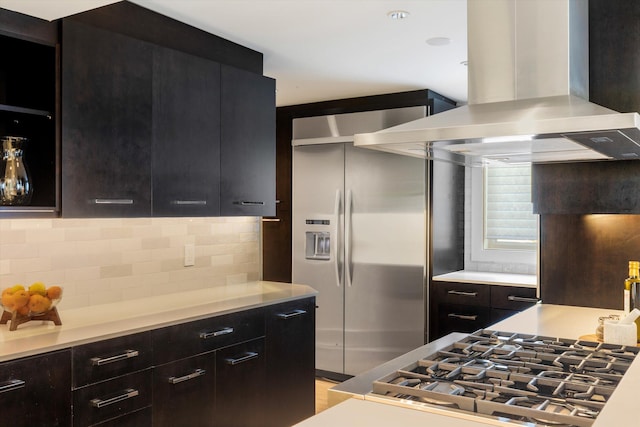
0 0 468 107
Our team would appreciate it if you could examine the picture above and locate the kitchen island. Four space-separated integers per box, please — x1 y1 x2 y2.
297 304 636 427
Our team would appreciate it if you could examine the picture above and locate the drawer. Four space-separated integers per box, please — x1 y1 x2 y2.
72 332 153 388
73 369 152 427
437 303 491 336
432 281 490 306
491 286 538 310
153 307 265 365
91 407 151 427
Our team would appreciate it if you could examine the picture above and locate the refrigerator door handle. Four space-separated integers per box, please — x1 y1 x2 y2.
334 188 342 287
345 189 353 287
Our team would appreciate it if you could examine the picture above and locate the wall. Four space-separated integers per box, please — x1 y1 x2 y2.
0 217 261 310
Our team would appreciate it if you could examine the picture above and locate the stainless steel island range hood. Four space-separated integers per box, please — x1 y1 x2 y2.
354 0 640 166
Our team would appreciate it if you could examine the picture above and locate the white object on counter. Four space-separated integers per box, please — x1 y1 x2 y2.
604 308 640 345
604 320 637 346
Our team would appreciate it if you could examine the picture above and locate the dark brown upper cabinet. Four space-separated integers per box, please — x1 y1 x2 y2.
60 6 275 218
61 19 153 217
532 160 640 214
152 47 221 217
0 10 58 216
220 65 276 217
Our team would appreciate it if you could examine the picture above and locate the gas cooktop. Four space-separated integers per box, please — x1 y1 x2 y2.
368 330 639 427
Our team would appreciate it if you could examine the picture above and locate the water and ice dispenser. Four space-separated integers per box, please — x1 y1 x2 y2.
305 219 331 260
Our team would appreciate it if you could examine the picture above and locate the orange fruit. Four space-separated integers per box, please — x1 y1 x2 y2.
12 290 30 309
1 293 15 311
17 305 30 316
28 294 52 314
46 286 62 300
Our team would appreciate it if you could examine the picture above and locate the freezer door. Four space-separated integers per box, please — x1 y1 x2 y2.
292 144 345 374
343 144 426 376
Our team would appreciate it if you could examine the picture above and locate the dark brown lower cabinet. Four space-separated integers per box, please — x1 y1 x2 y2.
215 338 266 427
0 298 315 427
0 350 71 427
430 281 537 340
153 353 216 427
265 298 316 427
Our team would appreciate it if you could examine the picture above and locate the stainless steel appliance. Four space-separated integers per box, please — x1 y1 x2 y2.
292 107 428 377
366 329 638 426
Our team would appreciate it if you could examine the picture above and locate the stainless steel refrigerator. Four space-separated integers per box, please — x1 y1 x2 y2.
292 108 428 377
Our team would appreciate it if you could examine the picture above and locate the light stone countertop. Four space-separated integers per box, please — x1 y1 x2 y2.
299 304 633 427
0 281 316 362
432 270 537 288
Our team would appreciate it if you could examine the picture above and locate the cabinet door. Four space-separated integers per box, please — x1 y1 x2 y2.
265 298 315 427
0 350 71 427
61 20 152 217
215 338 265 427
152 47 221 216
220 65 275 216
153 352 216 427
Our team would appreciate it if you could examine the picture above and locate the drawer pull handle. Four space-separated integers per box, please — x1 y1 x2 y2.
507 295 539 303
91 349 139 366
277 309 307 319
225 351 259 366
171 200 207 205
447 290 478 297
200 327 234 339
0 379 25 394
168 369 206 385
448 313 478 321
233 201 265 206
93 198 134 205
90 388 139 408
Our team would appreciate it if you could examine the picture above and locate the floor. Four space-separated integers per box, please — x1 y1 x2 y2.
315 378 338 413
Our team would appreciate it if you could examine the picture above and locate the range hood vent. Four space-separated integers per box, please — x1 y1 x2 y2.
354 0 640 165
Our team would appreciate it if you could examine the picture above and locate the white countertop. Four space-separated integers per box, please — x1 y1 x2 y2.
432 270 537 288
0 281 316 362
299 304 633 427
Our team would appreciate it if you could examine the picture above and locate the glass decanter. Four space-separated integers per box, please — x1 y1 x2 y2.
0 136 32 205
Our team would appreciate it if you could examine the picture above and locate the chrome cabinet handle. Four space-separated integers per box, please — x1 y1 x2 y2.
90 388 139 408
447 290 478 297
507 295 540 303
448 313 478 321
168 369 206 385
171 200 207 205
334 188 342 288
225 351 259 366
91 350 139 366
233 201 265 206
199 327 234 339
276 309 307 319
0 379 25 394
261 218 281 222
93 198 134 205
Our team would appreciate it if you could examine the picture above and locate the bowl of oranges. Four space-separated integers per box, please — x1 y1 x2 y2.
1 282 63 317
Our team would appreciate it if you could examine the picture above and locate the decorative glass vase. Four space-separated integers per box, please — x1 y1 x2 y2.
0 136 32 205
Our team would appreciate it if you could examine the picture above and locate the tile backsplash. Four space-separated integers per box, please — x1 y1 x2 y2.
0 217 261 309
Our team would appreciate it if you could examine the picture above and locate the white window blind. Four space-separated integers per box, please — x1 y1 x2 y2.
484 166 537 250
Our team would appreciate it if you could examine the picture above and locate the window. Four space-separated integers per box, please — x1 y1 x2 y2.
470 165 538 265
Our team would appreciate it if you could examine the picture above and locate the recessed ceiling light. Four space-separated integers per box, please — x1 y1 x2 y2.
387 10 410 20
426 37 451 46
